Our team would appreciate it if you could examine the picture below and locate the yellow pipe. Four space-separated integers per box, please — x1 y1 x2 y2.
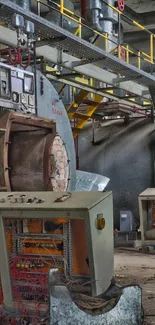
63 12 79 23
108 3 122 14
141 51 151 59
118 45 121 59
144 58 152 63
122 45 134 55
138 51 141 69
93 30 107 39
133 21 145 30
74 27 79 36
63 7 74 14
73 87 76 96
150 34 154 64
78 17 82 38
126 45 129 63
90 78 94 100
105 33 108 52
60 0 64 13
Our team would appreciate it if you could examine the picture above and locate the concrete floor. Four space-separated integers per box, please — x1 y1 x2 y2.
115 249 155 325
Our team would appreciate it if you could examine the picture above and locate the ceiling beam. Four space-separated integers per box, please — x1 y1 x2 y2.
122 6 155 29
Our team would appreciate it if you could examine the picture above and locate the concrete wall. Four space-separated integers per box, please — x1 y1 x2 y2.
79 118 155 228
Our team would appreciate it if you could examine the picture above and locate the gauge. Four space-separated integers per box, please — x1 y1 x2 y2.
28 95 34 106
0 67 10 98
21 93 27 105
12 92 19 103
24 75 33 94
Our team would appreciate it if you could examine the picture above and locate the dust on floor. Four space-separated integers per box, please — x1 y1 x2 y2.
115 249 155 325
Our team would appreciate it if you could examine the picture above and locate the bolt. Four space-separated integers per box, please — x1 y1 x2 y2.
26 198 34 203
36 199 44 204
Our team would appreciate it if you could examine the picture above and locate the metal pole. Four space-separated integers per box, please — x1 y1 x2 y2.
118 13 121 59
37 0 41 16
150 34 154 64
34 42 38 115
81 0 87 20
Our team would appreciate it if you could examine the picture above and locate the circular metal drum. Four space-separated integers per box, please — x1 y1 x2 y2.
36 70 76 191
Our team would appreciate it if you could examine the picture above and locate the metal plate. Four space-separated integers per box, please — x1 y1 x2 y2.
0 0 155 87
50 277 142 325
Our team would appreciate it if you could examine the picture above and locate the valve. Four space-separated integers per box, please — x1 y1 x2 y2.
118 0 125 12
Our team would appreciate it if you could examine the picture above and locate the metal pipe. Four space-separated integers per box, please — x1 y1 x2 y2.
81 0 87 20
92 8 103 32
89 0 103 32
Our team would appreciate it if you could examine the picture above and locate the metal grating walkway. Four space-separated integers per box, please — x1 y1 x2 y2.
0 0 155 88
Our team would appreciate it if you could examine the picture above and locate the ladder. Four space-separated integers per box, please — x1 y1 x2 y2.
67 89 103 138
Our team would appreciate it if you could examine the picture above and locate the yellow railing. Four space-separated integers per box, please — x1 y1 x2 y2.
36 0 155 70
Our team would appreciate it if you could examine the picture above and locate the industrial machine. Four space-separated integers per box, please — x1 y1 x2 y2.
139 188 155 248
0 1 143 324
0 191 142 325
0 61 76 192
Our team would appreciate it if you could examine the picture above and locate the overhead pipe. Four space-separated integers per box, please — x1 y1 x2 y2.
81 0 87 20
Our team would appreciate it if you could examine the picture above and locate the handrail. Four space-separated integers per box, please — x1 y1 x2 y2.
36 0 155 71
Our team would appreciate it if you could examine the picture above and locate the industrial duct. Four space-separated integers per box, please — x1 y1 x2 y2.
46 0 77 32
88 0 117 33
11 0 30 10
89 0 103 32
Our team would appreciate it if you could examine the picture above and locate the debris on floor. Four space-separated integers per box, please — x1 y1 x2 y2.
115 249 155 324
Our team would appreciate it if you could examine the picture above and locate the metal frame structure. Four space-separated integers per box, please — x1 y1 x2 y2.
0 0 155 89
35 0 154 68
0 191 113 310
0 25 151 104
0 0 154 136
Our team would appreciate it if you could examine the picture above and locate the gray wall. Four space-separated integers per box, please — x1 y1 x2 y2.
79 118 155 228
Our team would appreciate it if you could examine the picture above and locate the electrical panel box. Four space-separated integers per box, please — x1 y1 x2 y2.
139 188 155 246
120 211 133 232
0 191 113 320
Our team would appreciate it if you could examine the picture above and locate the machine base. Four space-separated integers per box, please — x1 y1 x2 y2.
50 271 142 325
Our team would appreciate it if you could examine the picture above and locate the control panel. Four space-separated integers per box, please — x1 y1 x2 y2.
0 62 35 113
